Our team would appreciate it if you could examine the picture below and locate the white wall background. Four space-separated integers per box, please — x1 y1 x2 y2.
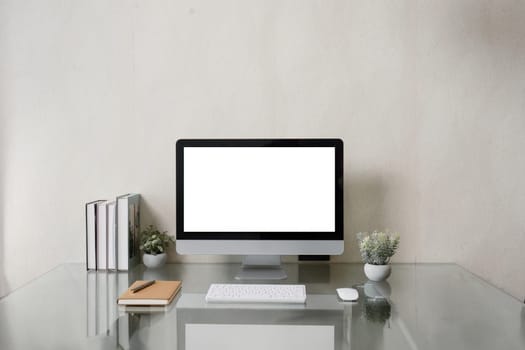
1 0 524 300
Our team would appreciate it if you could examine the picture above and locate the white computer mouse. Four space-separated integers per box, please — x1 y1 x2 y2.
336 288 359 301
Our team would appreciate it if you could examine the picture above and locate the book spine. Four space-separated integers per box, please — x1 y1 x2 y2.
116 193 141 271
107 202 117 270
85 203 89 271
128 194 141 270
94 203 99 270
86 202 98 270
97 202 108 270
117 197 128 270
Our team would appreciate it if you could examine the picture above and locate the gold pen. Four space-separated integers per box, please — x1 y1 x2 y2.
131 280 156 293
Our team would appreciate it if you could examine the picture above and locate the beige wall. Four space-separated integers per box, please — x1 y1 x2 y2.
1 1 524 300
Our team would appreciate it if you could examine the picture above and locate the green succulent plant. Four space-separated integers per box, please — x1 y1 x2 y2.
139 225 175 255
356 231 400 265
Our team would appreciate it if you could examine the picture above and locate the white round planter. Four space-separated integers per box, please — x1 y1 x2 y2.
364 263 391 282
143 253 167 269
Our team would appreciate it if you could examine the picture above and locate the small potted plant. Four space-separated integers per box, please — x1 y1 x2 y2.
140 225 175 269
356 231 400 282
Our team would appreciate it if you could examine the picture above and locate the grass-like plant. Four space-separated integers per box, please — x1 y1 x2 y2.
139 225 175 255
356 231 400 265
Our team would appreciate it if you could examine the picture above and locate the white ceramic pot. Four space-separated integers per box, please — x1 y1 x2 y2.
364 263 391 282
143 253 167 269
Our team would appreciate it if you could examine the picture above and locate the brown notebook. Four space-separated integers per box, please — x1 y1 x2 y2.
118 280 182 305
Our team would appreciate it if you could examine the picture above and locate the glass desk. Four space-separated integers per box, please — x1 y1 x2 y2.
0 263 523 349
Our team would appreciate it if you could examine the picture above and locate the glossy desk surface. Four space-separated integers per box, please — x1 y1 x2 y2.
0 263 524 350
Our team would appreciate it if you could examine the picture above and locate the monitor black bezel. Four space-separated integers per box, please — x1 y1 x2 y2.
176 138 343 240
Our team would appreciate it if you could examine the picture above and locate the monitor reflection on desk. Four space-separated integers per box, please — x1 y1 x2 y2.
186 324 334 350
176 294 349 350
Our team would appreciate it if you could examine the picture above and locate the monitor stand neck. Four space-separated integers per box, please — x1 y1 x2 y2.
234 255 287 280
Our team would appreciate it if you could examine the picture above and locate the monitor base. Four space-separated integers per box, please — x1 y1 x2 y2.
234 255 287 280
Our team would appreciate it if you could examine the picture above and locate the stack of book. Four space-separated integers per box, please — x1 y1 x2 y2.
85 193 141 271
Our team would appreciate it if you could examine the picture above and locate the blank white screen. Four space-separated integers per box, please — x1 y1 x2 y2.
184 147 335 232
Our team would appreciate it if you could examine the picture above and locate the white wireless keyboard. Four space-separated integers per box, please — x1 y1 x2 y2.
205 283 307 304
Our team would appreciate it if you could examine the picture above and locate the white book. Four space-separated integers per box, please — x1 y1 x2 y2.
106 201 117 270
97 201 109 270
86 200 104 270
117 193 141 271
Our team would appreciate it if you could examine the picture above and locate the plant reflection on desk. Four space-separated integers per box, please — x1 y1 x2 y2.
362 281 392 325
363 297 391 324
351 281 392 350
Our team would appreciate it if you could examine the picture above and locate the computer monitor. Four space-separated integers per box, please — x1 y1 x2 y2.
176 139 344 280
